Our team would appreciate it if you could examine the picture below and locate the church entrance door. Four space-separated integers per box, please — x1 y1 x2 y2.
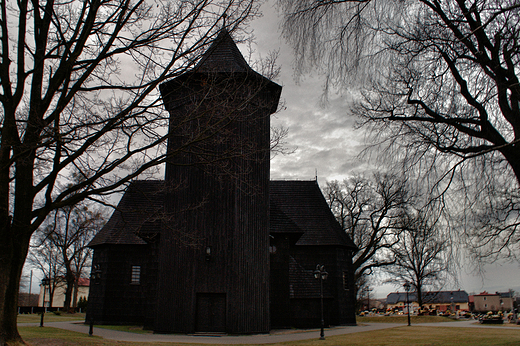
196 293 226 332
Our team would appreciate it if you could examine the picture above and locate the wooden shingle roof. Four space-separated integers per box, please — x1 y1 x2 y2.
269 180 356 248
89 180 165 246
159 28 282 115
91 180 356 249
194 29 251 73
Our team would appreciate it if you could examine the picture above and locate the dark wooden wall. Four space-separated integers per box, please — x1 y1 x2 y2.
269 244 357 328
269 235 293 328
156 73 281 334
87 244 158 328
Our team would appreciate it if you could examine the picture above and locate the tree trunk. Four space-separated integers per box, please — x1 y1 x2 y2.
0 127 38 344
416 282 423 308
501 146 520 188
63 271 75 313
0 225 31 345
73 280 79 309
61 252 76 313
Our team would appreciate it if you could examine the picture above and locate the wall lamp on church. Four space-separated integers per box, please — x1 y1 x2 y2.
205 246 212 261
314 264 328 340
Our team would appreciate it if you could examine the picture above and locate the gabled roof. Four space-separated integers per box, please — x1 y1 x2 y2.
472 291 514 298
91 180 356 249
387 290 469 305
386 292 413 305
270 180 356 248
89 180 165 247
77 278 90 287
498 291 514 298
269 201 303 235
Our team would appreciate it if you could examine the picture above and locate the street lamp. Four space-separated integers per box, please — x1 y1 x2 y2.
40 278 51 327
314 264 328 340
89 265 102 337
403 282 411 326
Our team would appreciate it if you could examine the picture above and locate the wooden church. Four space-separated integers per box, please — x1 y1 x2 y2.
87 29 357 334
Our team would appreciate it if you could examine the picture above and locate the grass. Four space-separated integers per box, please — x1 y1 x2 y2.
17 324 520 346
285 326 520 346
17 312 86 324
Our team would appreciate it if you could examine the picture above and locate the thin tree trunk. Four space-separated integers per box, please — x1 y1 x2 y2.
417 284 423 308
63 257 75 312
73 279 79 309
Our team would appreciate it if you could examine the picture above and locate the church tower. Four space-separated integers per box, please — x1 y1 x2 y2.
156 29 282 333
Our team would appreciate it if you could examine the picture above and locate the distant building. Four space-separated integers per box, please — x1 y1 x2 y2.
38 277 90 308
86 29 357 334
471 291 514 313
358 298 386 312
18 293 39 307
386 290 469 313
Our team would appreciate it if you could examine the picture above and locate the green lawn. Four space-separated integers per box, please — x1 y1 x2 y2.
17 312 86 323
17 325 520 346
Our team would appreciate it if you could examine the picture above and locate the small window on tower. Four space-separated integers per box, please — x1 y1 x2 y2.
343 271 348 290
131 265 141 285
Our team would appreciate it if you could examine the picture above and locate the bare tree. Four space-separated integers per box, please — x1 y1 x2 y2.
37 200 104 312
387 210 450 308
27 240 62 308
278 0 520 259
27 199 102 311
325 173 408 299
0 1 263 343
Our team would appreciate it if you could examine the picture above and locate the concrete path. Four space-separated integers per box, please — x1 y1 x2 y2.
22 322 402 344
19 320 519 344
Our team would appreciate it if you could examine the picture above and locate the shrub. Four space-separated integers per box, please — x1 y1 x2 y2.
77 297 88 310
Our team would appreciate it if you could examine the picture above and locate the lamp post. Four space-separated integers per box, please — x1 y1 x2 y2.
89 265 102 337
314 264 328 340
403 282 411 326
40 278 50 327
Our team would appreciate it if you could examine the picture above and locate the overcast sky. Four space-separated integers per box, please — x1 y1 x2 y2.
249 0 520 299
23 0 519 299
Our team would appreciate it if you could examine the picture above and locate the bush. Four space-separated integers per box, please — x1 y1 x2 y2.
77 297 88 310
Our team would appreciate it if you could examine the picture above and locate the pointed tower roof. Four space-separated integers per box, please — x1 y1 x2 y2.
194 29 252 73
159 28 282 113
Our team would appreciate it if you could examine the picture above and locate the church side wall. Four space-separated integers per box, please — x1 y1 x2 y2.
289 246 356 327
87 244 157 327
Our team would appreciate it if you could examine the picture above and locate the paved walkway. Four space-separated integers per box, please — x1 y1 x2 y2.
19 319 520 344
21 322 401 344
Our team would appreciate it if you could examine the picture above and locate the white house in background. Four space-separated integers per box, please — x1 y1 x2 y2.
38 277 90 308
